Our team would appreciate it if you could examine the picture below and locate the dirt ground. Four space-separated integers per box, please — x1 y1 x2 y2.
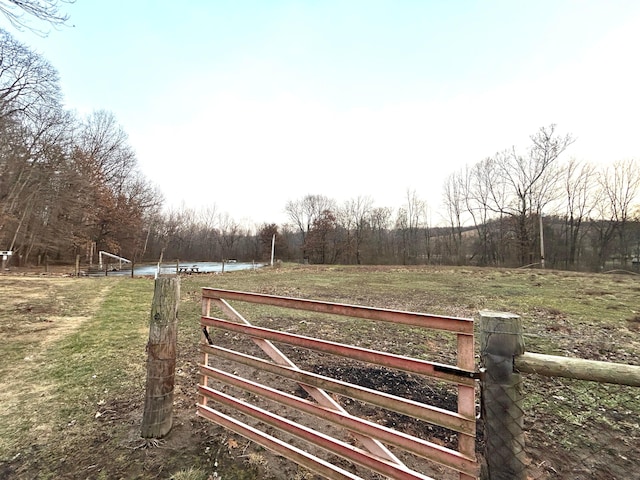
0 265 638 479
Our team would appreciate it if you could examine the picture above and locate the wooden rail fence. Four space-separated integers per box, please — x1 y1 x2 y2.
197 288 480 480
478 310 640 480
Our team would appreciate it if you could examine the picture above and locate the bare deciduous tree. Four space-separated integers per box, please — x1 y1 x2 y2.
285 194 336 261
442 171 465 264
217 212 241 261
369 206 393 262
0 28 61 121
463 160 496 265
0 0 74 33
593 159 640 268
303 209 338 264
76 110 137 191
490 125 574 265
285 194 335 239
561 158 597 267
395 189 427 264
337 195 373 264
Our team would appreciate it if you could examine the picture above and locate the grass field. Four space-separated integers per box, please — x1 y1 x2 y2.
0 264 638 479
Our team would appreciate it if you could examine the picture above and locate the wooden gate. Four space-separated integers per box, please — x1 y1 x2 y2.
197 288 479 479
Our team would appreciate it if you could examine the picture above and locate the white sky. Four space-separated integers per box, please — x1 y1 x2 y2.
6 1 640 227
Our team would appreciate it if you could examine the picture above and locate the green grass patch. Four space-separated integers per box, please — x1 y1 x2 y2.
0 276 155 477
45 278 153 418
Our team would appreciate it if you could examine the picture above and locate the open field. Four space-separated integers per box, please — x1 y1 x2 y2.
0 265 638 479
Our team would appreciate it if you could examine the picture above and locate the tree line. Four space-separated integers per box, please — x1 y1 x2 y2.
143 125 639 273
0 28 161 266
1 28 638 272
441 126 639 271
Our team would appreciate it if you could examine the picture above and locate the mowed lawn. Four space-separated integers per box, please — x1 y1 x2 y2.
0 265 638 479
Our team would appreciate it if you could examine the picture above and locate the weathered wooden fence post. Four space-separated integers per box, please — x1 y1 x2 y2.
141 275 180 438
479 310 527 480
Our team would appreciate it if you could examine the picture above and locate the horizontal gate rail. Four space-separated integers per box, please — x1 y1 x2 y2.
198 288 479 479
197 403 363 480
200 344 474 434
199 365 478 476
199 386 436 480
201 315 476 385
202 288 474 334
206 296 399 462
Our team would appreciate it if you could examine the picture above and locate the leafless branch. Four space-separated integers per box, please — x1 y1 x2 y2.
0 0 75 35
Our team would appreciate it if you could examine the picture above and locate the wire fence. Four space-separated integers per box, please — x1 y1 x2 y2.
479 315 640 480
521 374 638 479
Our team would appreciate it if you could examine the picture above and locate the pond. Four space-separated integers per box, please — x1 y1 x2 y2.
101 261 264 277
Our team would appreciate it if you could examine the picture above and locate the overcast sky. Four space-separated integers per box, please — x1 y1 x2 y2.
7 1 640 226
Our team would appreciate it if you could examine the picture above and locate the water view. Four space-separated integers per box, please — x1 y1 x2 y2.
102 261 264 276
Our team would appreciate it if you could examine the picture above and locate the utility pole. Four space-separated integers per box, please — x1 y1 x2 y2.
270 234 276 266
539 212 545 269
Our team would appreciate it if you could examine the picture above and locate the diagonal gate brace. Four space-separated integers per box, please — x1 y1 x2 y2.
206 297 404 467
